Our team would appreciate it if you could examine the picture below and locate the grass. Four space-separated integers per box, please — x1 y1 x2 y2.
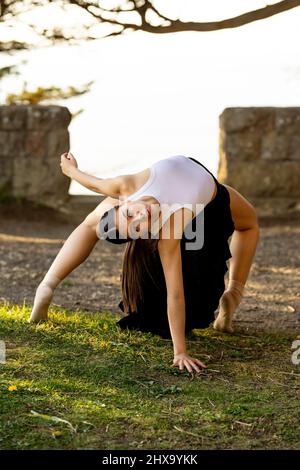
0 302 299 450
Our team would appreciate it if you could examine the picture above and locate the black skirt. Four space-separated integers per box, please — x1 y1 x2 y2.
116 157 235 339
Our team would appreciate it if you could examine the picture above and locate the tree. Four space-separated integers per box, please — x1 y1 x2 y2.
1 0 300 49
0 0 42 52
0 1 93 107
1 1 300 105
60 0 300 38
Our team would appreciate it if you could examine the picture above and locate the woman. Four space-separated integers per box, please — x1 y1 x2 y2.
30 153 260 375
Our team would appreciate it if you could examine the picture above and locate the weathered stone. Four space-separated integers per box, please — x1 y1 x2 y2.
288 135 300 160
0 105 71 206
248 197 300 218
25 130 48 159
46 129 69 159
0 105 27 130
219 107 275 133
220 107 300 160
219 128 262 161
261 133 300 160
275 108 300 135
0 156 13 192
218 107 300 215
219 161 300 198
261 132 286 160
0 131 25 157
12 153 70 204
27 105 71 131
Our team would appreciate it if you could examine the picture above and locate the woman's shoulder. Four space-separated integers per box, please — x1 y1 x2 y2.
119 168 151 197
90 195 121 220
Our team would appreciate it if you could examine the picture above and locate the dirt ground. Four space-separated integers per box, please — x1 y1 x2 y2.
0 200 299 333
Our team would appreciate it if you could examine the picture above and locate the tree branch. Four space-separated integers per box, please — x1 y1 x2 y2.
1 0 300 49
140 0 300 33
69 0 139 29
146 0 172 24
60 0 300 37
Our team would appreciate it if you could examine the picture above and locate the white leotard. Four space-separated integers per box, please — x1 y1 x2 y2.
123 155 216 219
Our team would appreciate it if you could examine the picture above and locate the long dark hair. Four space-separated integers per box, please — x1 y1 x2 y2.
121 237 160 313
98 205 161 313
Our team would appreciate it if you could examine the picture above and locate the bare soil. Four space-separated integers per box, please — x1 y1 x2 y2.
0 200 299 333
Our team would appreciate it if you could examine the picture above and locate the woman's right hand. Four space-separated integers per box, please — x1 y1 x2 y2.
172 352 207 374
60 152 78 177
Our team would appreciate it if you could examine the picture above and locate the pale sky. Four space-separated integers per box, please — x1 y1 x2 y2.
1 1 299 194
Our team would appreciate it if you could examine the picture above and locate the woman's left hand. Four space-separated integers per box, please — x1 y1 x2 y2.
172 353 207 374
60 152 78 177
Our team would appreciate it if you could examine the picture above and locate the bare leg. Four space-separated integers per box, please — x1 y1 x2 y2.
213 185 260 333
29 210 102 323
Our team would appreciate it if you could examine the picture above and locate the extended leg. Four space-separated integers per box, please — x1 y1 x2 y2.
29 206 105 323
213 185 260 333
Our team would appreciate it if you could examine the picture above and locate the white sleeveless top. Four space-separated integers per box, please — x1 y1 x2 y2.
123 155 216 220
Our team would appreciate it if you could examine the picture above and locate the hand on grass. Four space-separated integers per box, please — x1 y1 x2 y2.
172 353 207 374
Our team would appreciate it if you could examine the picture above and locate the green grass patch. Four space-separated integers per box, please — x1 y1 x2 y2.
0 302 299 450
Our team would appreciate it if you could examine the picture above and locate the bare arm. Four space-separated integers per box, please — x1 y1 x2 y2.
69 167 123 197
158 211 207 373
60 153 125 197
158 236 187 355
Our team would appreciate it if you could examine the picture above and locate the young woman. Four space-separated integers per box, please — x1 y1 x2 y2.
29 153 260 375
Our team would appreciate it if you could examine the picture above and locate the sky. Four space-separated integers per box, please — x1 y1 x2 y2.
1 1 300 194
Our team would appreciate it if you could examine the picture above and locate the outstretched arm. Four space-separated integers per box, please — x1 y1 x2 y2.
158 237 186 353
60 153 124 197
157 210 207 374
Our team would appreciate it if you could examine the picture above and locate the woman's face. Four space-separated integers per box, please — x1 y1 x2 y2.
117 197 160 239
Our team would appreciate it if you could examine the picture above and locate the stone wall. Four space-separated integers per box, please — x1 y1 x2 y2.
218 107 300 216
1 105 300 217
0 105 71 208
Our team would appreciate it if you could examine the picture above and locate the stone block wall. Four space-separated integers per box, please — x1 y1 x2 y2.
1 105 299 217
0 105 71 207
218 107 300 216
